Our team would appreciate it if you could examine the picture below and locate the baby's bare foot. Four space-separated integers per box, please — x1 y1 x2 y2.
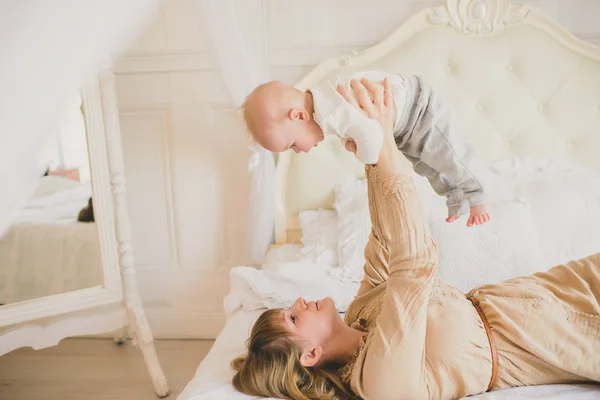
446 216 460 223
467 204 491 227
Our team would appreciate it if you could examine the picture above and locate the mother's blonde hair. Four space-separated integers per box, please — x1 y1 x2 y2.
231 309 356 400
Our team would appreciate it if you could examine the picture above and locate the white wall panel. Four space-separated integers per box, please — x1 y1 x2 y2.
120 107 177 269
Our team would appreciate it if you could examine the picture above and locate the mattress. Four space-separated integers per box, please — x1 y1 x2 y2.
178 310 600 400
0 177 103 304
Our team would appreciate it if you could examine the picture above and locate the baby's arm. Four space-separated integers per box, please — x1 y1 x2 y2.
327 73 403 164
336 73 405 163
347 119 384 164
325 95 384 164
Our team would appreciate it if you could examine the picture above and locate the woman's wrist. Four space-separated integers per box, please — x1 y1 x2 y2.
376 148 403 178
374 129 399 168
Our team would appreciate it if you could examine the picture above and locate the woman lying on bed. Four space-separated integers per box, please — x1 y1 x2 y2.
232 79 600 400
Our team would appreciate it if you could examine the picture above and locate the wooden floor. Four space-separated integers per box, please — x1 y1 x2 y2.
0 338 214 400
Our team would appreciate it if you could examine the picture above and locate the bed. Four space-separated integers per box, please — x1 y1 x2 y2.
0 175 103 305
179 0 600 399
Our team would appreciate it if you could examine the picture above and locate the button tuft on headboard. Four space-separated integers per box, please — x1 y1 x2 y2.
339 56 351 67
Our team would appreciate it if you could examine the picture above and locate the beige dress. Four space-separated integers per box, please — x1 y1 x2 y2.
339 165 600 400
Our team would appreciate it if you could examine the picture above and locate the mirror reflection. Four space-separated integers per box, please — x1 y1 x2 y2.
0 93 104 305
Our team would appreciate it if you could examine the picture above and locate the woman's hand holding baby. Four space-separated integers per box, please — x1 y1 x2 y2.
337 77 395 152
337 77 403 177
337 78 395 134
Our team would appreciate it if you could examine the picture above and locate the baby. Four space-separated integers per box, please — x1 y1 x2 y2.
242 71 490 227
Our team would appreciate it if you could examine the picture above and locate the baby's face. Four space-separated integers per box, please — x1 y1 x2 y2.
287 125 324 154
263 123 324 154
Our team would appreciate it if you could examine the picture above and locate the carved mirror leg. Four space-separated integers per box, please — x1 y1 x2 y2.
120 248 169 397
100 70 170 398
113 327 129 345
127 306 170 398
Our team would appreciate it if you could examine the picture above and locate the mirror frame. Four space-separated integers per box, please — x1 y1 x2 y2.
0 73 124 327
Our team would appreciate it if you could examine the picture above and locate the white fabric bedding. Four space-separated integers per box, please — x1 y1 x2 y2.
14 176 92 224
224 246 359 318
417 157 600 292
0 176 102 304
179 158 600 400
224 158 600 315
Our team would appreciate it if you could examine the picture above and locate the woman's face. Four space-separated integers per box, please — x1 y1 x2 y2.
280 296 340 348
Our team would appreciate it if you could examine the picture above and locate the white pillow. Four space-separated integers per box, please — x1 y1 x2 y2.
32 175 80 198
332 178 371 282
417 184 546 292
488 156 589 178
489 158 600 268
297 209 339 266
331 157 600 291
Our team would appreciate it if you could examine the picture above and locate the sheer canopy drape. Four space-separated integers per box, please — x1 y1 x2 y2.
199 0 275 263
0 0 164 238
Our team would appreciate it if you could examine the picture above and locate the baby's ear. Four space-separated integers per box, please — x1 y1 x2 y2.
289 108 309 122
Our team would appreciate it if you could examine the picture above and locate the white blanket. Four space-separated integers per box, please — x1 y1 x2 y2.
224 244 359 317
413 157 600 292
14 177 92 224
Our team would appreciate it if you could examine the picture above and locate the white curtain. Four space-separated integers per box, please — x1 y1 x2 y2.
0 0 164 238
199 0 276 263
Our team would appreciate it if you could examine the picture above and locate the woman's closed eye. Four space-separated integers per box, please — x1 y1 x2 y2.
290 314 296 324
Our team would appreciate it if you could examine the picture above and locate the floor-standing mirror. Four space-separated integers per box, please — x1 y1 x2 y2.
0 71 169 398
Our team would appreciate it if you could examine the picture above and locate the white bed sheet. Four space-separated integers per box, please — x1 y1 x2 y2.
15 177 93 224
178 309 600 400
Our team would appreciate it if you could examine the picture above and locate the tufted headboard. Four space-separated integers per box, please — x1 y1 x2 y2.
274 0 600 244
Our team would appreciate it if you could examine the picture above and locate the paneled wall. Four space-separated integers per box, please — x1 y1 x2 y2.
113 0 600 338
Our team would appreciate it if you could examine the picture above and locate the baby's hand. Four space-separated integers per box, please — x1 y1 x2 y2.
466 204 491 227
344 139 357 154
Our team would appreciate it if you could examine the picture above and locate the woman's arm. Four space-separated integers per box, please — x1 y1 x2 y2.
337 79 400 296
338 79 435 293
339 79 439 399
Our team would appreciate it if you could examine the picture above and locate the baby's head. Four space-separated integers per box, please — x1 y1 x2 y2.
242 81 324 154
